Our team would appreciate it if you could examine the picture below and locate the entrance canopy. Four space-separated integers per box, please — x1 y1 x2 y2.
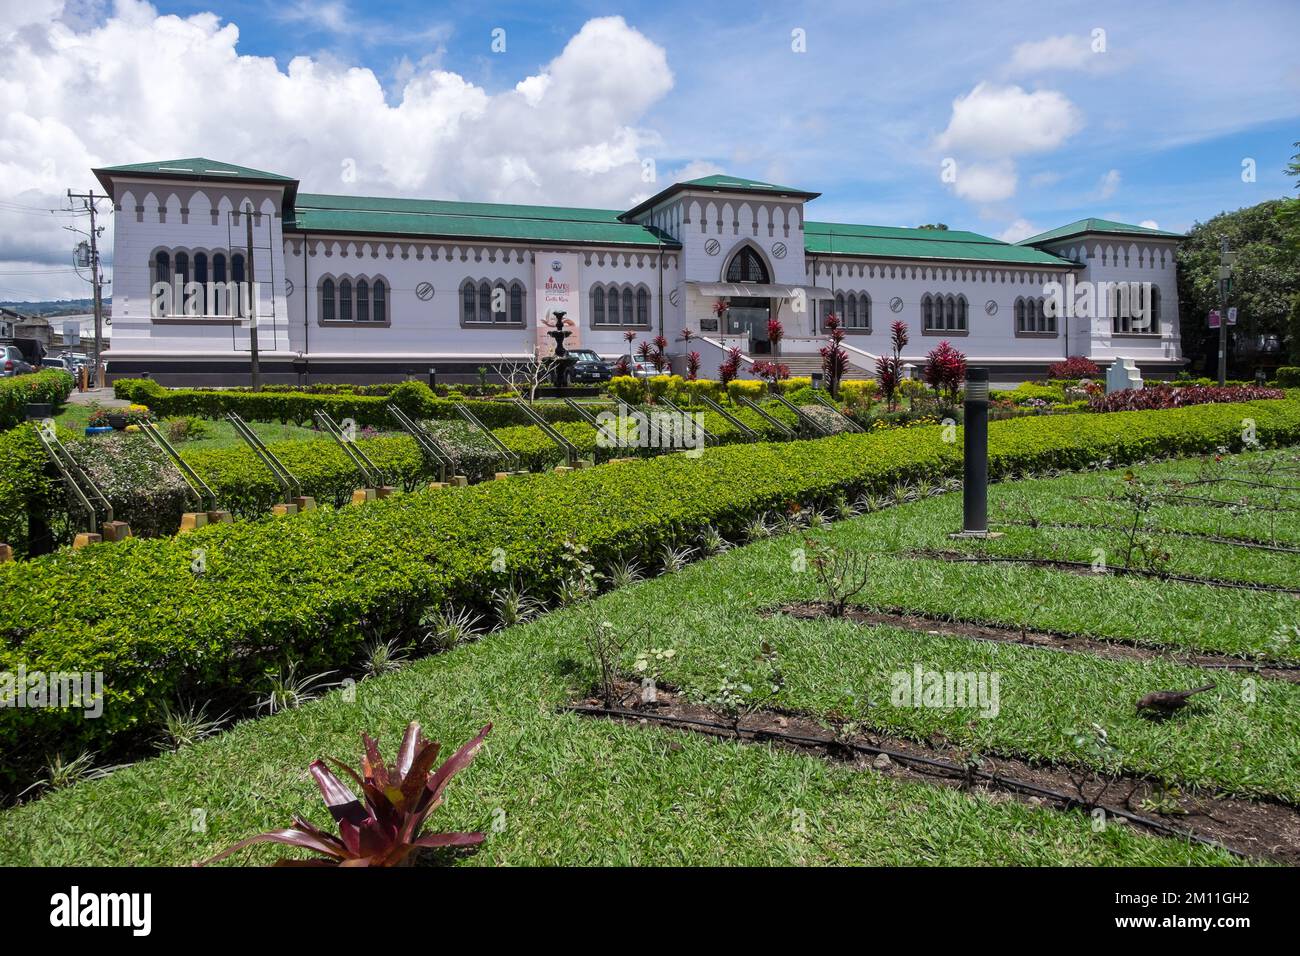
686 282 836 300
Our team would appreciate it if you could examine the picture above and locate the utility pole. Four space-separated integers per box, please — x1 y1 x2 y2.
66 188 106 389
1217 237 1234 386
244 205 261 391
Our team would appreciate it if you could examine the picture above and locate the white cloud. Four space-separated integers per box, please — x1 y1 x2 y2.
1097 168 1121 200
0 3 677 296
1139 219 1160 229
1005 34 1106 76
997 218 1037 243
935 82 1084 158
950 160 1017 203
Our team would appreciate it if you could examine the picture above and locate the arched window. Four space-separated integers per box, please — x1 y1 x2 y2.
1149 286 1161 332
322 278 336 322
835 292 846 318
622 286 634 326
725 245 769 283
356 279 370 322
194 253 209 315
957 295 968 331
173 252 191 315
592 286 605 325
231 253 246 317
1014 298 1025 332
373 280 387 323
922 294 933 330
154 250 170 286
945 295 957 330
510 283 524 325
153 251 170 315
636 287 650 326
478 281 491 324
462 280 476 324
856 293 871 330
846 293 857 327
607 288 620 326
339 278 353 322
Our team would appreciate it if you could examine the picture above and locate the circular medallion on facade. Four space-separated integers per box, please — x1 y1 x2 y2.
285 278 295 297
772 241 787 259
669 288 681 307
416 281 435 301
984 299 998 316
704 239 721 256
889 296 904 314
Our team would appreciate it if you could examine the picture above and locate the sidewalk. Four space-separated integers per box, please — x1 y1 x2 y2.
66 387 129 408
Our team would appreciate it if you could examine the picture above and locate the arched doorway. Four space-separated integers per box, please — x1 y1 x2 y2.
724 246 772 354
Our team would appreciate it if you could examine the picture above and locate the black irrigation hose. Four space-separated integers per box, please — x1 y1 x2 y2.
562 703 1247 859
913 551 1300 596
992 519 1300 555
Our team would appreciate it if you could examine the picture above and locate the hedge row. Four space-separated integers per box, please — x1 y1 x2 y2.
2 396 1297 779
0 369 74 431
112 378 598 430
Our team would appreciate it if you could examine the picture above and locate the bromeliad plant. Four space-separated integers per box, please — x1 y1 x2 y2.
203 721 492 867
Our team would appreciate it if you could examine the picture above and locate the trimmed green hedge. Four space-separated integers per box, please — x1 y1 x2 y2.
0 426 60 553
3 397 1299 780
1 370 74 431
112 379 599 430
1277 367 1300 388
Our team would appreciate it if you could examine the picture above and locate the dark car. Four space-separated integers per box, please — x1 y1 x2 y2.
568 348 614 384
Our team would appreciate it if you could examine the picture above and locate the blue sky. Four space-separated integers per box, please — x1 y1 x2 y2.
1 0 1297 298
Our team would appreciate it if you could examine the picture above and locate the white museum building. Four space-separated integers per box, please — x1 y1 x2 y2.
92 158 1185 385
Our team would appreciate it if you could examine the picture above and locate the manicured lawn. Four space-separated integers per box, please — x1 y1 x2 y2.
3 450 1292 865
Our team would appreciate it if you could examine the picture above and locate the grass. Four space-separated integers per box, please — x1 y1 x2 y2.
2 450 1293 866
52 400 359 449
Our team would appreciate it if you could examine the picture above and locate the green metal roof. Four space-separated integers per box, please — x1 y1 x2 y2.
805 221 1076 267
1019 218 1183 246
621 172 820 222
680 174 811 194
93 158 298 203
289 193 676 248
94 157 295 181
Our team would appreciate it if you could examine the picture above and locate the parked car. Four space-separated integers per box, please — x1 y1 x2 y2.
1 345 34 376
41 356 70 371
616 354 655 379
568 348 615 384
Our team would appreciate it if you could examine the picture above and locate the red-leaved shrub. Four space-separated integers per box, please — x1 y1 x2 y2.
1048 356 1102 379
1089 384 1285 413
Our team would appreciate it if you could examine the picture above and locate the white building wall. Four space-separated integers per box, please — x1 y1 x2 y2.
109 179 292 361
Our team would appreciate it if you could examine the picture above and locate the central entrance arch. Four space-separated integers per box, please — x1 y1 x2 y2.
723 245 772 354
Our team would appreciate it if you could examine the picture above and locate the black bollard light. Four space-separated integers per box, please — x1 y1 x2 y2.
811 371 823 391
951 368 1001 539
428 367 438 391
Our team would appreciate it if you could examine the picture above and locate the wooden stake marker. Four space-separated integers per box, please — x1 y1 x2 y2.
73 533 103 549
179 512 209 533
272 503 299 517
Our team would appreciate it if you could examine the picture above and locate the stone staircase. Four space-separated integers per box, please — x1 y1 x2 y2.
771 354 872 381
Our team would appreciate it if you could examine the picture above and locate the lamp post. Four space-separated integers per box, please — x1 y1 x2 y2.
951 368 1001 539
428 367 438 391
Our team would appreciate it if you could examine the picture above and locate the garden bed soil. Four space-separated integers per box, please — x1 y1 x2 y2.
569 679 1300 863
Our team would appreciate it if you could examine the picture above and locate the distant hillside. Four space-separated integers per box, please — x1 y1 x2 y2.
0 298 111 317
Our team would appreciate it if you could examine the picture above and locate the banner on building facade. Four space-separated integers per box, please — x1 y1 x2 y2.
534 252 582 356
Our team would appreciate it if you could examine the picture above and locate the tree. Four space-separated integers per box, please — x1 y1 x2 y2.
1177 199 1300 375
875 319 908 411
493 349 557 402
766 317 784 356
819 314 849 398
923 340 967 402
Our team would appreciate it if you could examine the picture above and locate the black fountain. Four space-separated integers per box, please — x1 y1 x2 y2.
547 310 577 388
